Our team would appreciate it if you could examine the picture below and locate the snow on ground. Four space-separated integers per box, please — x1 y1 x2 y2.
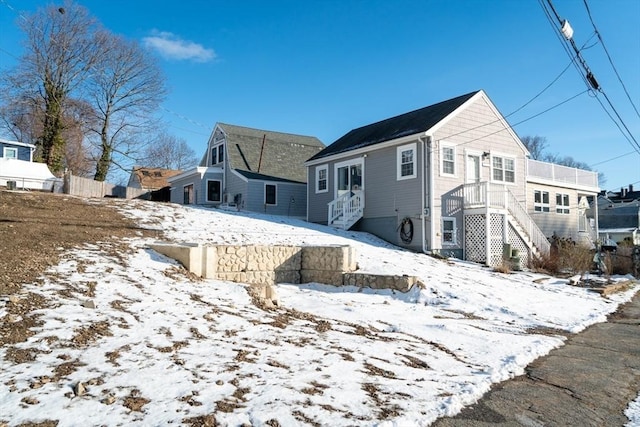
1 199 638 426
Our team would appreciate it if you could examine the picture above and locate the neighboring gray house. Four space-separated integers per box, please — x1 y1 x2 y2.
594 185 640 245
305 90 600 268
168 123 324 217
0 139 35 161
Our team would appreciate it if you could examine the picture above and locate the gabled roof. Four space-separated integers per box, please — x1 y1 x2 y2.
216 123 324 183
308 91 480 162
128 166 183 190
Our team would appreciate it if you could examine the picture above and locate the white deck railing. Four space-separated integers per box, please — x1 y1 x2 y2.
328 191 364 229
464 182 551 255
527 159 599 189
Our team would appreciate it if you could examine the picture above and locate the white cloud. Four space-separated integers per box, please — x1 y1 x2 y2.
142 31 215 63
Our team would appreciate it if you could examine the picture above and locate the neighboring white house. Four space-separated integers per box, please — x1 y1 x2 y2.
305 90 600 268
0 139 61 191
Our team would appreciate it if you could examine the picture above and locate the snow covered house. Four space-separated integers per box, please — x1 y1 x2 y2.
0 138 61 191
594 186 640 245
305 90 600 267
0 138 35 161
168 123 324 217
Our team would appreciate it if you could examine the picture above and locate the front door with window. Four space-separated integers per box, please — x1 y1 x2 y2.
335 160 363 198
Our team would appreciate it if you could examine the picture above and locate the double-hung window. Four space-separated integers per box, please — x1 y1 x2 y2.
556 193 570 214
442 217 457 245
397 143 417 180
211 144 224 165
534 190 550 212
316 165 328 193
441 145 455 176
492 156 515 183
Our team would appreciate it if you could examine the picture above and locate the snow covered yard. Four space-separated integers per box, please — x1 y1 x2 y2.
1 199 638 426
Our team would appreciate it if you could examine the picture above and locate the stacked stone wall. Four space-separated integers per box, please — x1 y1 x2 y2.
151 242 421 292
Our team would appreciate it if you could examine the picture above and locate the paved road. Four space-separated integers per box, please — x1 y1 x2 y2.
433 290 640 427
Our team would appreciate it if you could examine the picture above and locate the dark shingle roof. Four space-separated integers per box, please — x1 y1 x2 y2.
308 91 479 162
219 123 324 183
234 169 305 184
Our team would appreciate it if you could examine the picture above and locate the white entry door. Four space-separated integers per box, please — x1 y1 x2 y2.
335 161 363 197
466 154 481 184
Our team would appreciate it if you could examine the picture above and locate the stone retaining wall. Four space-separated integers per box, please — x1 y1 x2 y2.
150 242 420 292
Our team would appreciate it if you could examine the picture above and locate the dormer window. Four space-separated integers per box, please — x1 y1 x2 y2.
211 143 224 165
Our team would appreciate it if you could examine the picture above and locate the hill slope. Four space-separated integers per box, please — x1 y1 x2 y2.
0 191 637 426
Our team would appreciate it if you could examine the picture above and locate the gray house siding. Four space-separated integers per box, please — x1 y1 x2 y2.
169 170 223 205
226 170 248 207
307 163 333 224
429 95 528 253
243 180 306 217
308 144 426 251
169 174 197 204
357 143 424 251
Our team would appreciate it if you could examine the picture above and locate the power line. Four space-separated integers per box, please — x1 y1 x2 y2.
582 0 640 120
590 150 638 167
542 0 640 155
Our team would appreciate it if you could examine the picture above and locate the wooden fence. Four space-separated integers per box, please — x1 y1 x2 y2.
63 173 149 199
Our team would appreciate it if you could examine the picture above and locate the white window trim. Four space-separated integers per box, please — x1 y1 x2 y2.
265 183 277 206
211 143 224 165
534 190 550 213
3 147 18 159
206 179 222 203
440 142 456 177
556 193 570 214
315 164 328 194
397 143 417 180
490 154 516 184
442 217 457 246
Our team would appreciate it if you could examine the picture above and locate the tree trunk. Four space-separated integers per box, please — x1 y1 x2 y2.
94 121 111 181
40 78 66 174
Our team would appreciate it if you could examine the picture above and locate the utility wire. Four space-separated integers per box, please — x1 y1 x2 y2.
582 0 640 120
590 150 638 167
543 0 640 155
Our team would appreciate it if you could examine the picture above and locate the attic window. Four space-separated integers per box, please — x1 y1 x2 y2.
211 144 224 165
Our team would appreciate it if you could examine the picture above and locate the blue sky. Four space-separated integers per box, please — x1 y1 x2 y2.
1 0 638 191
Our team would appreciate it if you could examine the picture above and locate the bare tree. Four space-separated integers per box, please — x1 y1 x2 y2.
1 1 101 173
520 135 548 160
142 132 198 170
87 32 166 181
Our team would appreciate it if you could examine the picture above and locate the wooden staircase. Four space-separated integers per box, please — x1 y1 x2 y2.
328 191 364 230
464 182 550 259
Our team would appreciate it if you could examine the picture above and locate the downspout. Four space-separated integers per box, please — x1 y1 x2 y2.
419 133 434 254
